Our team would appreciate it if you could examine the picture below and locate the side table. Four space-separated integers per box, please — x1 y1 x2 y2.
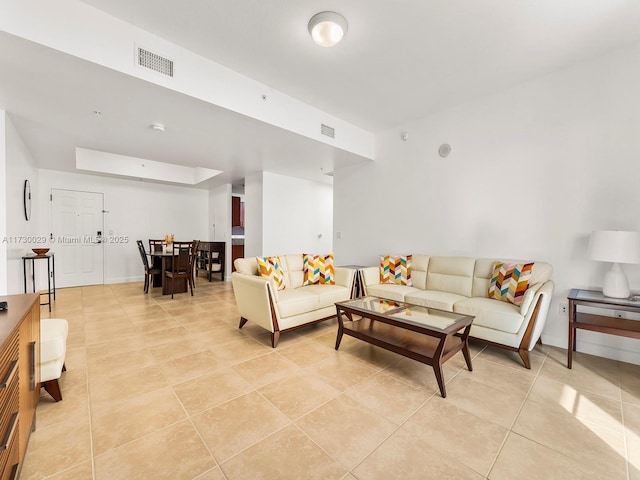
338 264 367 298
22 253 56 312
567 288 640 368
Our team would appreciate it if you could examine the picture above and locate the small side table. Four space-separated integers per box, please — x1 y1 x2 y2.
567 288 640 368
22 253 56 312
338 264 367 298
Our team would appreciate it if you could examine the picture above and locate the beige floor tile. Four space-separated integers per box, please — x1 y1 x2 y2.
58 365 88 389
194 467 227 480
380 356 449 393
210 336 271 364
45 461 93 480
192 391 290 462
311 330 361 350
195 324 250 346
159 349 229 384
259 373 340 420
37 383 89 429
344 371 431 425
513 397 627 479
141 325 192 347
89 365 168 408
306 354 379 392
477 343 547 372
21 417 92 479
173 368 254 415
402 397 508 476
620 360 640 407
344 343 404 370
624 402 640 479
232 352 302 388
454 356 536 396
541 347 621 400
491 432 614 480
277 339 339 367
91 386 186 455
147 336 210 363
527 375 623 432
296 395 397 469
94 420 215 480
443 374 528 429
86 336 149 361
88 348 156 378
220 425 346 480
353 427 483 480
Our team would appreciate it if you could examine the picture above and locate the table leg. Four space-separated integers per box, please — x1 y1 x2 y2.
23 258 27 293
567 300 575 369
31 261 36 294
335 307 344 350
432 364 447 398
46 256 52 312
52 254 56 300
461 326 473 372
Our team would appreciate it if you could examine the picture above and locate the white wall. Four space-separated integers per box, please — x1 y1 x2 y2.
0 112 7 294
334 41 640 365
3 113 40 295
244 172 263 258
37 170 208 285
208 183 232 278
261 172 333 256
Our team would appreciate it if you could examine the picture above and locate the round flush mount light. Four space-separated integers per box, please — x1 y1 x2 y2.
308 11 348 47
439 144 452 158
150 122 165 132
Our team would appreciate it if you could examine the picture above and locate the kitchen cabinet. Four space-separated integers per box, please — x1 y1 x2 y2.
232 196 244 227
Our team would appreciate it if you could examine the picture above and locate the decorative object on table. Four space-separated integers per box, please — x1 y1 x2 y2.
163 233 174 253
32 248 50 256
588 230 640 298
23 179 31 220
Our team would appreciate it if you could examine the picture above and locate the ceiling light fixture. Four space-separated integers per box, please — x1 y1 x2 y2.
150 123 165 132
308 11 348 47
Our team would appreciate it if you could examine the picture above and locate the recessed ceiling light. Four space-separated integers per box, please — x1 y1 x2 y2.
92 110 102 116
150 123 165 132
308 11 348 47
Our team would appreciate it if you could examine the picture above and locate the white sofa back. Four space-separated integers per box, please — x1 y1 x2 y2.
234 254 330 290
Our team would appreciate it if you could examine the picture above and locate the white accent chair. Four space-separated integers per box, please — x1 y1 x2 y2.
40 318 68 401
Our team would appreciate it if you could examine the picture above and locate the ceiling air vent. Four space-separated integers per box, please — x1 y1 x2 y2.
321 124 335 138
137 47 174 77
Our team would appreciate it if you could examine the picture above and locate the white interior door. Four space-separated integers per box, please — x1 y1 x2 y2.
51 189 104 287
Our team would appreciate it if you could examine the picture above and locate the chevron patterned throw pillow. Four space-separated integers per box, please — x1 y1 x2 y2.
488 261 534 306
303 253 335 285
257 256 286 290
379 255 413 286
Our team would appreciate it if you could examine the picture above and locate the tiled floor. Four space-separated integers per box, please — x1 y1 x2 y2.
20 280 640 479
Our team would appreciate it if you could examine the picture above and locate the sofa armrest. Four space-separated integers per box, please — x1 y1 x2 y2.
519 283 542 315
335 267 356 292
361 266 379 293
231 272 278 333
522 280 555 350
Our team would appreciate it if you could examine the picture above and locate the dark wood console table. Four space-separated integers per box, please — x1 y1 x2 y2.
567 288 640 368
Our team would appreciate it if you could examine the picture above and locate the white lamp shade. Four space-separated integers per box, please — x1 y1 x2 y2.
588 230 640 264
308 12 348 47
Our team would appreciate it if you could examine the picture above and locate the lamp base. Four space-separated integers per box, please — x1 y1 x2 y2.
602 263 631 298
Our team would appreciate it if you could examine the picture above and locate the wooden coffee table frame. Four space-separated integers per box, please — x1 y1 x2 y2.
335 298 474 398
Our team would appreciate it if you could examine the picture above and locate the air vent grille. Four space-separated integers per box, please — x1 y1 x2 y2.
137 48 174 77
321 124 335 138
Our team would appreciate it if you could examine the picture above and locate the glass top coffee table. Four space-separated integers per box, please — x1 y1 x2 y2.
335 296 474 398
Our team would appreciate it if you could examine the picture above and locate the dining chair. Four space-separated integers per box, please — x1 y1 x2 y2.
149 239 164 254
136 240 161 293
196 241 225 281
164 240 199 298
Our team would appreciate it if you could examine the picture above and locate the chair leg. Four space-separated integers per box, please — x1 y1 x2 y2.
43 379 62 402
238 317 248 329
171 276 175 299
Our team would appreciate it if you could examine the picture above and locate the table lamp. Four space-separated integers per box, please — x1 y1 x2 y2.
588 230 640 298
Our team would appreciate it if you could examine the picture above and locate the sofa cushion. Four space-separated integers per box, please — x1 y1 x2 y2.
426 257 474 297
405 290 468 311
303 253 335 285
277 288 319 318
303 284 351 309
473 258 553 298
453 297 525 334
257 256 286 291
235 257 258 276
366 283 417 302
488 261 533 306
380 255 413 286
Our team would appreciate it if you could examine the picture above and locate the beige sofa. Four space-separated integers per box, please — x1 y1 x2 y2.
361 255 554 368
232 255 356 347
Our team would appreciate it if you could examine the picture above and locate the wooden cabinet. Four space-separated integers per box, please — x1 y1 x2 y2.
0 294 40 479
232 196 244 227
231 245 245 272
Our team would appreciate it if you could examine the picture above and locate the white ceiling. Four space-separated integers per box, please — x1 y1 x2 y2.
3 0 640 187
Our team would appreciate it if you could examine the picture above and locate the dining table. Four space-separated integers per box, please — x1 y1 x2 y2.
149 250 188 295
